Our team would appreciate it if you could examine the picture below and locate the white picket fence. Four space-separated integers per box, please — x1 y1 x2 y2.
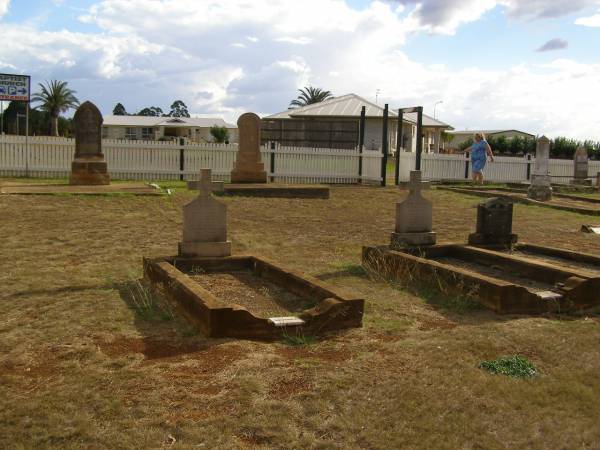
396 151 600 183
0 135 383 184
1 134 598 185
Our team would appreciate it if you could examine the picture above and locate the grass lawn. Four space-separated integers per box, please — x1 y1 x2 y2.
1 183 600 449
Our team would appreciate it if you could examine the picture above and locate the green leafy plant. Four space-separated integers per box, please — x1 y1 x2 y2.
210 125 229 143
479 355 537 378
289 86 333 107
282 328 317 346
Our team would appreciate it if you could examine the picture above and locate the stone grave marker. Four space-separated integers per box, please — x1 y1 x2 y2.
468 197 517 248
572 146 589 185
230 112 267 183
527 135 552 201
179 168 231 257
390 170 436 249
69 101 110 185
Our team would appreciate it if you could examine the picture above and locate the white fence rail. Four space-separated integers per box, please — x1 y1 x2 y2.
1 135 597 185
0 135 382 184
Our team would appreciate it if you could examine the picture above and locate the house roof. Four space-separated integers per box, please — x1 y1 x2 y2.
263 93 452 129
448 129 535 137
102 115 237 128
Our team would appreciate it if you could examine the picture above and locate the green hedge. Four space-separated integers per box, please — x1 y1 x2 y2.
458 135 600 159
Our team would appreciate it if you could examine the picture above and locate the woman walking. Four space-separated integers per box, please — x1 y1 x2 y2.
467 133 494 185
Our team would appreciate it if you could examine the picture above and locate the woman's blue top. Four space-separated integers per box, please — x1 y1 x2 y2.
471 139 488 172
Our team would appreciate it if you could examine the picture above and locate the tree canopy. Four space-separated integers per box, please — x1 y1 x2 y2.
209 125 229 143
289 87 333 108
112 103 127 115
168 100 190 118
31 80 79 136
137 106 164 117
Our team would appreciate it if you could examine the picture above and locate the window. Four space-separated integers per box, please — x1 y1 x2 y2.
125 127 137 140
141 127 154 139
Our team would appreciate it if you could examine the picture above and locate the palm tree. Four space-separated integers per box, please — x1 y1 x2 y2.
289 87 333 108
31 80 79 136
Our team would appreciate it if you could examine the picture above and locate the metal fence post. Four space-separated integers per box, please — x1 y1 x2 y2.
380 103 388 187
179 137 185 181
464 151 470 179
359 106 365 183
526 153 532 180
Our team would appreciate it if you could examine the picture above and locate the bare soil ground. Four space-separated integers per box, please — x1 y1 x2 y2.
189 270 315 317
1 181 600 449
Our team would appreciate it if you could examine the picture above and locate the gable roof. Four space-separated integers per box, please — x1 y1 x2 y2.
448 129 535 137
102 115 237 128
263 93 452 128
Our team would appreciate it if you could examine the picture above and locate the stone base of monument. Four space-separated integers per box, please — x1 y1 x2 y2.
230 168 268 184
178 241 232 258
390 231 436 249
143 255 364 339
527 184 553 202
467 232 518 249
362 244 600 314
69 158 110 185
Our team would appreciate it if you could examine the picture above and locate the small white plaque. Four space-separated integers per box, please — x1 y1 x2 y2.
268 316 305 327
537 291 562 300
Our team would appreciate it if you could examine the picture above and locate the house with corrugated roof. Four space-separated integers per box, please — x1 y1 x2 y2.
262 93 453 153
101 115 238 143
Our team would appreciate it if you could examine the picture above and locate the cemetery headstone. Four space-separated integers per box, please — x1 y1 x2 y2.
527 135 552 201
390 170 437 249
468 197 517 248
179 168 232 257
69 101 110 185
230 112 267 183
572 146 589 185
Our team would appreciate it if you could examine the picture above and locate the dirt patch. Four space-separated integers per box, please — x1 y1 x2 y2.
96 335 245 368
190 269 315 317
0 358 58 379
417 316 458 331
268 371 313 398
275 346 351 363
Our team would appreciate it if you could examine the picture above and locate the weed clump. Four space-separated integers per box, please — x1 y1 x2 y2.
479 355 537 378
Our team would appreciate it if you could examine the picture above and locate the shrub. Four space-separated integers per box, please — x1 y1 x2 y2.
210 125 229 143
479 355 537 378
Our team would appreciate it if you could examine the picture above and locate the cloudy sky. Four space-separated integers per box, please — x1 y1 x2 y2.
1 0 600 138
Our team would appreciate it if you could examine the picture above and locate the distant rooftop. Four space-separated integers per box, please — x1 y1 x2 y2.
263 93 452 128
103 115 236 128
448 129 534 137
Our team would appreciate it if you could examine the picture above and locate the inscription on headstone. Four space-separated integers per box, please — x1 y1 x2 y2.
230 112 267 183
179 168 231 257
573 147 589 184
468 197 517 248
390 170 436 249
527 135 552 201
69 100 109 185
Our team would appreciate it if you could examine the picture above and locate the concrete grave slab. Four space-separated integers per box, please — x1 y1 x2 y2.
144 255 364 339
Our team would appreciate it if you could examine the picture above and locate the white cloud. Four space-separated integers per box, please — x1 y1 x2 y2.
1 0 599 138
0 0 9 18
575 11 600 26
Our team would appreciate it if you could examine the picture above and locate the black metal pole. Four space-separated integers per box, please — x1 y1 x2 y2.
526 153 532 180
464 151 470 179
381 103 388 187
179 137 185 181
395 109 403 185
358 106 365 182
415 106 423 171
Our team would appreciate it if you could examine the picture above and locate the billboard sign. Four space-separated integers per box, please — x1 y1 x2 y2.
0 73 31 102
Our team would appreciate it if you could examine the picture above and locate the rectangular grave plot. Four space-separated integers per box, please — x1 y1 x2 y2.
362 245 600 314
143 255 364 339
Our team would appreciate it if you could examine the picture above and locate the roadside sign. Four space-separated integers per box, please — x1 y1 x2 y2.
0 73 31 102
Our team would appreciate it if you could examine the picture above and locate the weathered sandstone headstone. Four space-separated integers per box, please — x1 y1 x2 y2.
527 135 552 201
69 101 110 185
468 197 517 248
390 170 436 249
179 168 231 257
572 146 589 185
230 112 267 183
